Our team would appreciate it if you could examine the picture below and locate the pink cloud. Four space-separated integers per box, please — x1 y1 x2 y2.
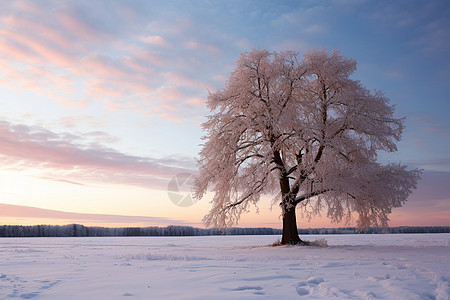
85 78 126 99
56 10 112 45
140 35 170 47
40 176 87 186
388 171 450 226
0 35 38 63
122 56 155 75
56 116 106 129
156 86 184 102
0 60 86 109
121 81 153 94
84 131 120 144
0 203 189 226
81 55 129 78
13 1 42 15
160 112 183 122
4 30 76 66
51 97 89 110
0 121 195 189
2 15 74 51
159 103 179 112
132 47 166 67
25 66 74 91
186 97 205 107
0 2 214 123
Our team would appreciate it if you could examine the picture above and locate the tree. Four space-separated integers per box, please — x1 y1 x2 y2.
194 49 421 245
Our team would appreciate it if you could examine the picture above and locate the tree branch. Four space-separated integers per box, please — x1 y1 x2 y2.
294 189 330 205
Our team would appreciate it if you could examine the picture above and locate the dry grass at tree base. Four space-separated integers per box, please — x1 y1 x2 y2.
271 238 328 247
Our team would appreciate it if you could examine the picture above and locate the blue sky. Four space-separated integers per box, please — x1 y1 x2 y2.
0 0 449 228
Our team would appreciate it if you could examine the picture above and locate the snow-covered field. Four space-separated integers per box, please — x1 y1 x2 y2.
0 234 448 299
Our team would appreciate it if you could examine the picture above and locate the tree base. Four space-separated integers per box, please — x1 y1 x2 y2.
273 238 329 247
272 238 311 246
283 239 310 246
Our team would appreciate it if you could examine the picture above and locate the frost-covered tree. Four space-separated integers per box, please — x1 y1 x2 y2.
194 49 421 245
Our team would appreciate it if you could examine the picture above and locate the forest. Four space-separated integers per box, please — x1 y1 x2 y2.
0 224 447 237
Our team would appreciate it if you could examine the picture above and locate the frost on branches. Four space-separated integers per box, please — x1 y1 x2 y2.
194 49 421 245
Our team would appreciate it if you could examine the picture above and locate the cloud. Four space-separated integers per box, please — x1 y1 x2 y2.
140 35 170 47
3 1 352 124
0 120 196 189
1 27 76 66
56 115 106 129
13 0 41 15
156 86 184 102
271 4 328 28
57 10 110 44
84 131 120 144
0 2 218 122
388 170 450 226
39 176 87 186
186 97 205 107
0 203 189 226
2 14 74 52
409 158 450 173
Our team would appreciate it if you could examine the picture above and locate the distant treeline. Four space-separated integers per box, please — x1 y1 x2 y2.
0 224 448 237
0 225 278 237
299 226 450 235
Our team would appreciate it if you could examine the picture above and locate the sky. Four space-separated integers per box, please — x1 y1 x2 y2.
0 0 449 229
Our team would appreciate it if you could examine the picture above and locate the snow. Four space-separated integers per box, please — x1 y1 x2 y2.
0 234 448 299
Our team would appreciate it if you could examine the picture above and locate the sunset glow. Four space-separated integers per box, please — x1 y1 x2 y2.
0 1 449 229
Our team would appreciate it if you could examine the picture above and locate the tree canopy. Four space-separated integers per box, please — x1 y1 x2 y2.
194 49 421 244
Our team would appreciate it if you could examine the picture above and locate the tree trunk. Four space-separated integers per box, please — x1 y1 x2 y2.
281 205 304 245
275 148 305 245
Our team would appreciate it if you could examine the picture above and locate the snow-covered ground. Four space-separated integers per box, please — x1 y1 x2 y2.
0 234 448 299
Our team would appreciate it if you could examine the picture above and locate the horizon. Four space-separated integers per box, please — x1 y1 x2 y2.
1 1 449 229
1 201 448 230
1 203 449 231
